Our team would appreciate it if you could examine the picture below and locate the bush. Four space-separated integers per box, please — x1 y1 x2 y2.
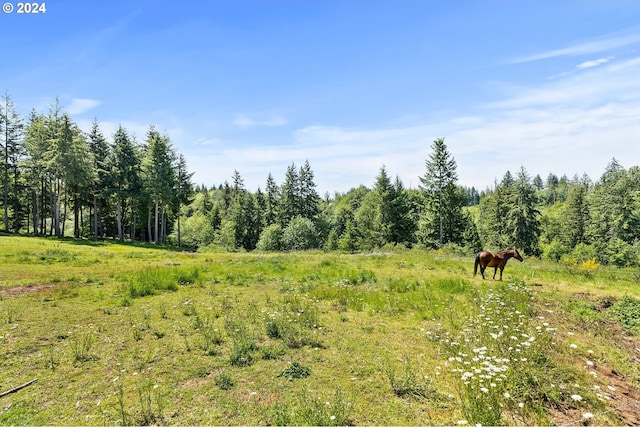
282 216 319 251
570 243 597 264
256 224 284 251
543 239 568 262
169 213 215 248
604 238 638 267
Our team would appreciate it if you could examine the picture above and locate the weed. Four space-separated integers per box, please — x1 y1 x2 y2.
46 343 57 371
384 356 432 399
71 330 96 362
610 296 640 334
229 334 258 367
214 370 235 390
134 379 166 426
260 343 286 360
297 388 353 426
278 361 311 380
200 323 224 356
3 302 21 323
174 266 201 285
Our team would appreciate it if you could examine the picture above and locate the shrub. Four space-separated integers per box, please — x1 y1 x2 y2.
256 224 284 251
543 239 568 262
282 216 319 251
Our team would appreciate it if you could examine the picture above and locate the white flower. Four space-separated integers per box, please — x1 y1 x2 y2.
503 392 510 398
457 420 468 425
480 387 489 393
570 343 578 349
518 402 524 408
583 412 594 419
571 394 583 401
330 415 336 421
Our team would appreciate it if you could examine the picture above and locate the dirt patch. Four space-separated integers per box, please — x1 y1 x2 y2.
0 283 58 299
550 363 640 426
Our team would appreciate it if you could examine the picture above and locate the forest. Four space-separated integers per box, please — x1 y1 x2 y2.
1 93 640 268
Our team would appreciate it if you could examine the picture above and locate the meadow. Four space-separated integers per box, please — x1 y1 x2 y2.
1 235 640 426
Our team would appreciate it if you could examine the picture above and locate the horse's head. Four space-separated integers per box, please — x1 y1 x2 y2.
513 249 523 262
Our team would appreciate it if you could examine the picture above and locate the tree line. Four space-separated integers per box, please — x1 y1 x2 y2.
0 94 193 243
2 93 639 267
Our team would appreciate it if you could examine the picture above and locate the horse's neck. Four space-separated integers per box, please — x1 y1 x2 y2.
502 251 514 260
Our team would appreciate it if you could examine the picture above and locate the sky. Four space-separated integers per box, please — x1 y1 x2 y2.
2 1 640 195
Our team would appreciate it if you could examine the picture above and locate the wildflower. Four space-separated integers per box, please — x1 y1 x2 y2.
583 412 594 419
330 415 336 421
570 343 578 349
518 402 524 408
503 392 510 398
571 394 583 401
586 360 594 366
457 420 468 425
480 387 489 393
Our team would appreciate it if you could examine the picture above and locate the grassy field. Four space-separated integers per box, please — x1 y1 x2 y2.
1 235 640 425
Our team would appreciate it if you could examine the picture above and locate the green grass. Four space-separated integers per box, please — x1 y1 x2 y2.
1 235 639 425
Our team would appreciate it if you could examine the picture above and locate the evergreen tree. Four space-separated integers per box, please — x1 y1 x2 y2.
142 128 175 243
23 110 47 235
419 138 465 247
110 125 142 241
561 182 590 248
279 163 300 226
0 92 24 232
264 173 279 226
87 120 111 238
174 153 194 247
389 176 419 245
299 160 319 220
59 114 94 238
505 167 541 256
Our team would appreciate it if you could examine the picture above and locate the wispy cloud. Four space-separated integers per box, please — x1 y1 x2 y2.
233 114 287 128
67 98 101 115
511 29 640 63
577 57 612 69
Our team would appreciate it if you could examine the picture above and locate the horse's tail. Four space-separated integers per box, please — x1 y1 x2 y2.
474 253 480 277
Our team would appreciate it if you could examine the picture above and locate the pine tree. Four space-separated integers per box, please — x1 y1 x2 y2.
419 138 465 247
110 125 142 241
142 126 175 243
299 160 319 220
279 163 300 226
0 92 24 232
561 182 590 248
23 110 47 235
505 167 541 256
264 173 279 226
174 153 194 247
87 119 110 238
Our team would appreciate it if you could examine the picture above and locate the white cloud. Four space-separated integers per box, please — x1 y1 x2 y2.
232 114 287 128
512 29 640 63
67 98 101 115
577 57 612 69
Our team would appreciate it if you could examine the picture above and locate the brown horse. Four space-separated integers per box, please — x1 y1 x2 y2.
474 249 523 280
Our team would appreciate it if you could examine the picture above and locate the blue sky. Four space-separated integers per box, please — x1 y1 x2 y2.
3 1 640 194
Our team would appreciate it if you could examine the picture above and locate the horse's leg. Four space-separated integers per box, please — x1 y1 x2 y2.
499 267 504 281
493 267 497 280
480 265 486 279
